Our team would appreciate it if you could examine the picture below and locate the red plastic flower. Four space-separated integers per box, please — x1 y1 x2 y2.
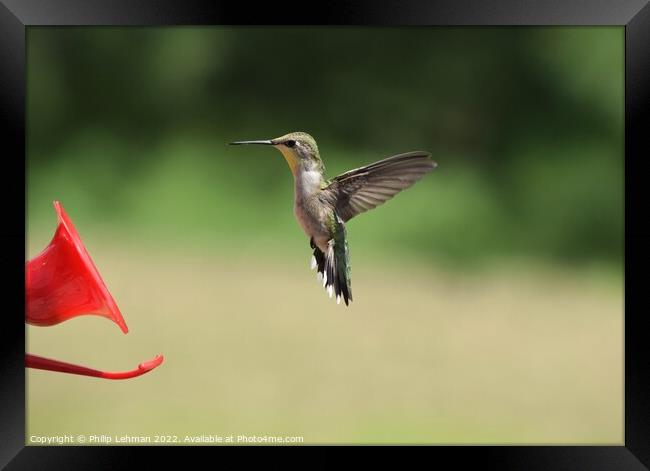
25 201 163 379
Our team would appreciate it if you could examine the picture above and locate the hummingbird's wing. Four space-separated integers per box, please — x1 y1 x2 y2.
321 151 436 222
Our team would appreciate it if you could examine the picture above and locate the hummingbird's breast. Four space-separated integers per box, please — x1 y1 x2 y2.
293 170 331 251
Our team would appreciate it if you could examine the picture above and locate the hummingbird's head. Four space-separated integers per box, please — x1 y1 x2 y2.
229 131 323 176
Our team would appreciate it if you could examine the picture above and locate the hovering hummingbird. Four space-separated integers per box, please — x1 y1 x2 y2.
229 132 436 306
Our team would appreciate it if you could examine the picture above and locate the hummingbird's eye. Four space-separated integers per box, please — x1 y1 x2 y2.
285 140 296 148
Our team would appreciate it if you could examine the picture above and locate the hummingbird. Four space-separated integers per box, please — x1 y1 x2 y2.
229 132 436 306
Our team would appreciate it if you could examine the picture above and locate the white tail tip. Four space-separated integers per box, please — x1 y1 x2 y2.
327 285 333 298
310 256 317 270
336 295 341 305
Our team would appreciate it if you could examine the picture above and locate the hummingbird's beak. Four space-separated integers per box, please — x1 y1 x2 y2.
228 140 274 146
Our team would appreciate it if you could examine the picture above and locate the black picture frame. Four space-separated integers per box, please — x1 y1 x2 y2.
1 0 648 467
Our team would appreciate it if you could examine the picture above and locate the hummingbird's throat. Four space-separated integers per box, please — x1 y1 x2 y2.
276 146 300 176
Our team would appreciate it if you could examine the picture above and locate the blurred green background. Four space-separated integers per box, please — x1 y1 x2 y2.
27 27 623 445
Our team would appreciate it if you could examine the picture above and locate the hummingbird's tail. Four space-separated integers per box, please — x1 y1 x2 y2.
310 216 352 306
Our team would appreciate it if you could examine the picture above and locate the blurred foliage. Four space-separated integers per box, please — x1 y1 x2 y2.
27 27 623 269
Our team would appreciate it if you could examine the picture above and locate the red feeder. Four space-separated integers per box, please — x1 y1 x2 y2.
26 201 163 379
26 201 128 332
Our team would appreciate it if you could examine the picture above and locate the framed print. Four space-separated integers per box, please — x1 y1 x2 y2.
1 0 648 468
